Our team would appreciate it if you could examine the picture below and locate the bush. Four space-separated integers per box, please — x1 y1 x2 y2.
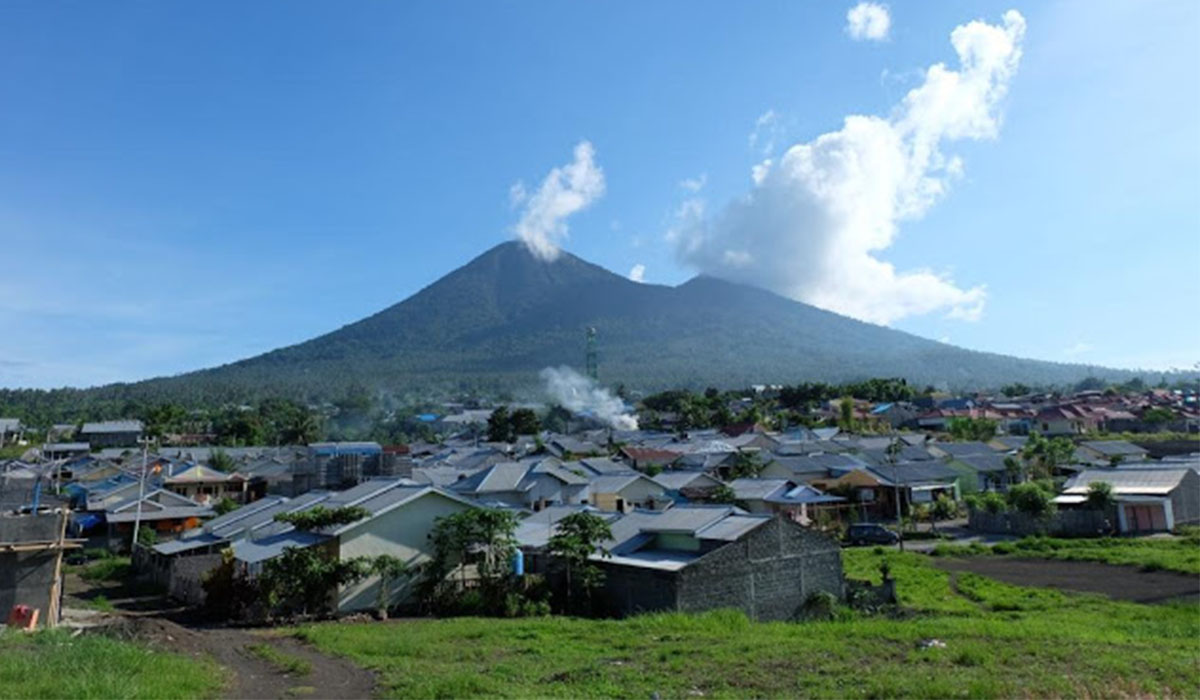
800 591 838 620
1007 482 1056 518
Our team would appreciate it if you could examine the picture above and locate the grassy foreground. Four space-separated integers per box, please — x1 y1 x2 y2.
297 550 1200 699
931 531 1200 575
0 629 220 699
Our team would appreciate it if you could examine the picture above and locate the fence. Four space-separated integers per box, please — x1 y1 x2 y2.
968 509 1113 537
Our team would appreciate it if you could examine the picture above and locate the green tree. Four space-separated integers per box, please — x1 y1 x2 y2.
208 449 235 473
946 417 998 442
1007 482 1056 518
487 406 513 443
213 497 239 516
1084 481 1115 511
708 484 738 505
510 408 540 437
369 554 408 619
727 450 769 479
838 396 856 432
425 508 520 612
274 505 370 531
1141 407 1175 430
259 546 372 618
547 511 613 614
929 494 958 534
1021 432 1075 480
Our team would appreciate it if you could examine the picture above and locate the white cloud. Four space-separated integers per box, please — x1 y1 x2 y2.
679 174 707 192
748 109 783 155
847 2 891 41
1064 342 1094 357
672 10 1025 325
628 263 646 282
512 141 605 261
508 181 527 208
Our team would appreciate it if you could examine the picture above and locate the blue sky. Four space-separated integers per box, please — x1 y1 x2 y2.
0 1 1196 388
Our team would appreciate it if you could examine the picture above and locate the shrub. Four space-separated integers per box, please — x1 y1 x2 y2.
800 591 838 620
1007 482 1056 518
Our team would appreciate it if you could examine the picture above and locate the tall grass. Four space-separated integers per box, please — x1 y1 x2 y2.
0 629 220 699
297 550 1200 699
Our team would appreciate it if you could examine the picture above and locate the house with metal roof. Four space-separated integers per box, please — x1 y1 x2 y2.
79 420 144 448
1076 440 1150 465
448 459 589 509
586 473 668 513
593 507 844 621
727 478 845 523
1056 468 1199 533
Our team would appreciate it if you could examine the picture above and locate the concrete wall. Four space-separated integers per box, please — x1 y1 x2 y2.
598 563 678 617
676 518 843 621
1170 471 1200 526
0 513 67 628
968 509 1112 536
600 517 844 622
336 491 471 612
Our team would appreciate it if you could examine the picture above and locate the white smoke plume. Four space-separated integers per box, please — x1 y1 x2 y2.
671 10 1025 325
540 366 639 431
512 141 606 261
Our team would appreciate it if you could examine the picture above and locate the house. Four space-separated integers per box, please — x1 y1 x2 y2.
652 470 724 503
587 473 668 513
0 418 23 446
547 436 605 458
448 459 589 510
1076 440 1150 465
79 420 144 448
869 402 918 429
1034 406 1092 436
41 443 91 461
163 464 251 505
947 453 1014 493
618 447 682 472
727 478 844 523
103 488 214 550
229 479 477 613
1056 469 1199 533
595 507 844 621
927 442 995 460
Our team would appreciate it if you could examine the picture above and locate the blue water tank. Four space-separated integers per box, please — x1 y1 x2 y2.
512 548 524 576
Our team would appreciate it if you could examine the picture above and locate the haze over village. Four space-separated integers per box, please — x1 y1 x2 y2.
0 2 1197 699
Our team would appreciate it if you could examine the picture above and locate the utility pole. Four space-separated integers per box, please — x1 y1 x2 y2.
131 436 155 552
886 434 904 553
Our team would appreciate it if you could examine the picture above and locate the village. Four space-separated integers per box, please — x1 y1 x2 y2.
2 380 1197 635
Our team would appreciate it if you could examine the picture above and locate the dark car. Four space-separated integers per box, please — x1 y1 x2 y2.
846 523 900 546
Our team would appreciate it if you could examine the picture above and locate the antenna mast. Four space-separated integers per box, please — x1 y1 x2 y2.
585 327 598 381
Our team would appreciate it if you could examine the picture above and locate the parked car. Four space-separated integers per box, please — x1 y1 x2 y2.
846 523 900 546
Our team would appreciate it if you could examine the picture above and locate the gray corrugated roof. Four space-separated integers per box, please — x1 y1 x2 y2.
233 531 328 564
81 420 143 434
934 442 995 458
1079 440 1149 457
1064 469 1190 495
729 478 790 501
695 514 770 541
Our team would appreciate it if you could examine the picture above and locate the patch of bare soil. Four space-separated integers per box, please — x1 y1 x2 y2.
100 617 376 699
932 557 1200 604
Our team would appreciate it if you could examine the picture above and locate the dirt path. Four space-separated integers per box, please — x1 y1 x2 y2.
932 556 1200 604
117 617 376 699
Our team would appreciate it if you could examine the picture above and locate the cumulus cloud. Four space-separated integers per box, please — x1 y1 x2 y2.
629 264 646 283
1064 342 1093 357
541 366 638 430
512 141 605 260
846 2 891 41
672 10 1025 325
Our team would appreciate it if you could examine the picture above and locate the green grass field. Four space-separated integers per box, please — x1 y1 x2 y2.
931 532 1200 575
296 549 1200 699
0 629 221 700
